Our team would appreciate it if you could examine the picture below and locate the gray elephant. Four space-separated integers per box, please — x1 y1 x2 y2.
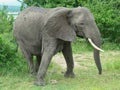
13 6 104 86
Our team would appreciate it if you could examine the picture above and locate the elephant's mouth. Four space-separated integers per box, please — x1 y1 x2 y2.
88 38 104 52
74 25 85 38
76 30 85 38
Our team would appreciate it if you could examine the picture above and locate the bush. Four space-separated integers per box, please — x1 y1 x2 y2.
0 34 16 67
0 6 14 34
0 6 26 73
0 33 27 74
0 6 17 69
19 0 79 8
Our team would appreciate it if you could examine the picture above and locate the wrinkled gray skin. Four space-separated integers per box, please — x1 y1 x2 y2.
13 6 102 86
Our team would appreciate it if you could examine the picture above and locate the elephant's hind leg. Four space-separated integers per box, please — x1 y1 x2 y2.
35 55 42 72
18 42 35 75
34 40 58 86
62 42 75 78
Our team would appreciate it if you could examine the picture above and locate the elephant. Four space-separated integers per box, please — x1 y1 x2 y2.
13 6 104 86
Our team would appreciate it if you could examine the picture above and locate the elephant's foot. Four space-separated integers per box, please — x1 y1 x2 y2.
34 79 46 86
64 71 75 78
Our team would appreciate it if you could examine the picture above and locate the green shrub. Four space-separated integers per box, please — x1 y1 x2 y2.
19 0 79 8
0 6 26 74
0 6 15 69
0 33 27 74
0 34 15 67
0 6 14 34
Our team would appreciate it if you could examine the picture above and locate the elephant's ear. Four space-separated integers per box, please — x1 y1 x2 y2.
44 8 76 42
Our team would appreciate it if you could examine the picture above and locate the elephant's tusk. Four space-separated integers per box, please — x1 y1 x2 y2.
88 38 104 52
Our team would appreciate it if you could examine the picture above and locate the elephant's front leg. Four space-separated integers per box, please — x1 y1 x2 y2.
34 47 56 86
62 42 75 78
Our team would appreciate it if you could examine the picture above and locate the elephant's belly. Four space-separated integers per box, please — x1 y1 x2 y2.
28 45 42 55
22 40 42 55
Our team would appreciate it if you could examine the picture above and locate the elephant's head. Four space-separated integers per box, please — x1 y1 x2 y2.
45 7 103 74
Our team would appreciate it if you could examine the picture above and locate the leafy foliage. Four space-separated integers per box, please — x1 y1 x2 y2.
0 6 19 70
18 0 80 8
0 6 14 33
0 34 15 67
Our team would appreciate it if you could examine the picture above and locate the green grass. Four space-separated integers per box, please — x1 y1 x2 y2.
72 38 120 53
0 41 120 90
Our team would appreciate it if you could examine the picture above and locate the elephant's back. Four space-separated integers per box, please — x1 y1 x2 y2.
21 6 48 14
13 6 46 38
14 6 47 25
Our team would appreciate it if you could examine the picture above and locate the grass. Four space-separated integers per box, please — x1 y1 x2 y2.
0 41 120 90
72 38 120 53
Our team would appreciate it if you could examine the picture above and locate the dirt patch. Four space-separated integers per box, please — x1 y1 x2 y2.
52 51 120 70
52 53 93 70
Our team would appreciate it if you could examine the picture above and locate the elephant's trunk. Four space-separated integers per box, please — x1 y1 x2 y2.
88 38 102 74
94 49 102 74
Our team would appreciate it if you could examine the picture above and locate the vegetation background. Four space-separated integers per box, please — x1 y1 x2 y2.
0 0 120 90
